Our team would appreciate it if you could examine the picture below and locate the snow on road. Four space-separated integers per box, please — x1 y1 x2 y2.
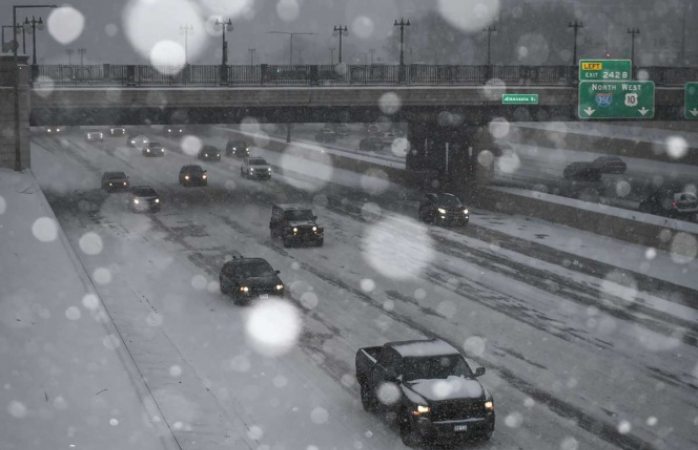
26 128 698 450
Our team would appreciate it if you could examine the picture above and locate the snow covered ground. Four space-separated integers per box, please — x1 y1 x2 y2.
13 127 697 450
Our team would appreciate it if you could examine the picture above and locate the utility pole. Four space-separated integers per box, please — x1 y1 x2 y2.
24 16 43 66
248 48 255 65
484 25 497 66
180 24 193 65
77 47 86 66
679 0 688 65
394 17 410 83
216 18 232 84
628 27 640 70
333 25 348 63
268 31 316 66
65 48 73 64
329 47 335 65
568 20 584 66
369 48 375 65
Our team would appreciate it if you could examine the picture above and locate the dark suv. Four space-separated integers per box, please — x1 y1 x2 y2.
270 204 324 247
219 257 285 304
198 145 221 161
226 139 250 157
418 193 469 226
179 165 208 186
101 171 129 192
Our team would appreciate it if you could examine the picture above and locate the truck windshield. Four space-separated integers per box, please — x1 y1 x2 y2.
285 210 314 221
402 355 473 381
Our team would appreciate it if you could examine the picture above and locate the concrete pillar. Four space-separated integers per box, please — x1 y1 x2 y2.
0 56 30 170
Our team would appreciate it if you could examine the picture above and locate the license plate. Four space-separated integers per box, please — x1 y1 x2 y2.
260 294 269 299
454 424 468 432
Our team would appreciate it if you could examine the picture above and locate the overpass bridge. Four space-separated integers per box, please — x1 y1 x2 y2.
2 60 695 193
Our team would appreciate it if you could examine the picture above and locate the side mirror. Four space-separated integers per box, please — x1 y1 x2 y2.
474 367 486 378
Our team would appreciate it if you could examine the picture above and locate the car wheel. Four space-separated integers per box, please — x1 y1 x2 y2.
399 412 420 447
315 239 324 247
360 382 375 412
482 426 494 441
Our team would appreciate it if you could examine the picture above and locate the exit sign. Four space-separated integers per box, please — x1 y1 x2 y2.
685 83 698 119
502 93 539 105
579 59 632 81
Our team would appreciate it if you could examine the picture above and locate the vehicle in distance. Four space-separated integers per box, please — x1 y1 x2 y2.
226 139 250 157
197 145 221 161
355 339 494 446
219 257 284 305
44 126 64 134
328 122 350 136
129 186 160 212
101 171 129 192
143 142 165 157
359 135 385 152
164 126 184 137
127 133 149 148
639 188 698 220
418 193 469 226
109 127 127 137
270 204 324 247
179 165 208 186
241 157 272 179
562 162 602 182
591 155 627 174
315 128 337 143
85 130 104 142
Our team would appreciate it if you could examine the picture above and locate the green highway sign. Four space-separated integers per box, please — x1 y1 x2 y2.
579 59 632 81
578 81 655 120
685 83 698 120
502 93 539 105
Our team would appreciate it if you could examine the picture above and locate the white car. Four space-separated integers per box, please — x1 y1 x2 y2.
241 157 272 179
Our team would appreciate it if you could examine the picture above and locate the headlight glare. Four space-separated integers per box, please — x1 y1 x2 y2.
275 284 284 291
133 199 140 204
292 227 298 234
437 208 447 214
413 405 430 415
463 209 469 214
240 286 249 293
484 401 494 411
154 198 160 204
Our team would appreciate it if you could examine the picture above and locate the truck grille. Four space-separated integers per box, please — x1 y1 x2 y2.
431 401 485 421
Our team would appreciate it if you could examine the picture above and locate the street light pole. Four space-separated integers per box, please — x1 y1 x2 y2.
180 24 193 65
394 17 410 83
215 18 232 84
248 48 256 65
485 25 497 66
25 16 43 66
568 20 584 66
369 48 375 66
66 48 73 64
12 4 56 171
77 47 86 66
628 27 640 70
329 47 335 65
333 25 348 63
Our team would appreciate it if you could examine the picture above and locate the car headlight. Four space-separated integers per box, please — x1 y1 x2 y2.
312 226 317 232
185 175 190 180
463 209 469 215
204 153 208 157
437 208 447 214
47 129 52 133
133 199 140 204
146 149 150 153
202 174 207 179
240 286 249 293
275 284 284 291
178 129 182 132
484 401 494 411
108 182 113 186
292 227 298 234
123 182 127 186
250 168 255 172
267 168 271 172
154 198 160 204
167 128 172 132
412 405 430 416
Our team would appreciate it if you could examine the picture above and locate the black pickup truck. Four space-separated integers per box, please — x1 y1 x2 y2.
355 339 494 446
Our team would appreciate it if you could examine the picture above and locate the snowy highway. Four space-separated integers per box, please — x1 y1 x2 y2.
29 127 698 450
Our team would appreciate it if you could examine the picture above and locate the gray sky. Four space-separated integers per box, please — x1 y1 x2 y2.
2 0 694 66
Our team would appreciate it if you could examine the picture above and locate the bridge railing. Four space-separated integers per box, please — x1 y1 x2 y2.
31 64 695 88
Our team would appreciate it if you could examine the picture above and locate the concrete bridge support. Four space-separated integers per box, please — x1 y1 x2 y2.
406 120 494 201
0 56 30 170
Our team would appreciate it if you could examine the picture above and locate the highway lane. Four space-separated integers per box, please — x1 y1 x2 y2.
31 128 698 450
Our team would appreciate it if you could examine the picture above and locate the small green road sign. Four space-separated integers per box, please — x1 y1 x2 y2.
578 81 655 120
685 82 698 120
579 59 632 81
502 93 539 105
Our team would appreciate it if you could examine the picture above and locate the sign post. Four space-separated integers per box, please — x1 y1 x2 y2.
685 82 698 120
579 59 632 81
578 80 655 120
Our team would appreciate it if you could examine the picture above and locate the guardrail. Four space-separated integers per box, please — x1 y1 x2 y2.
31 64 698 88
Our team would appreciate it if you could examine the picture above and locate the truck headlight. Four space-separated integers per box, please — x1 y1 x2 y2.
312 226 317 232
240 286 249 293
437 208 447 214
484 401 494 411
202 174 207 179
292 227 298 234
185 175 190 180
133 199 140 204
275 284 284 291
463 209 469 215
154 198 160 204
412 405 430 416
